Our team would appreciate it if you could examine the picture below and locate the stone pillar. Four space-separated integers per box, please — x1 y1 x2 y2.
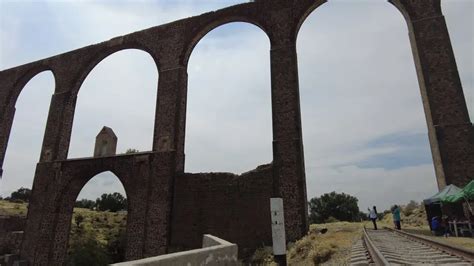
0 105 15 177
153 66 188 173
389 0 474 188
143 152 175 256
125 184 148 260
49 188 76 266
270 42 308 241
39 90 77 162
20 162 62 265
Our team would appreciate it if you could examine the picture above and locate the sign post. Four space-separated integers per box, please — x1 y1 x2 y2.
271 198 286 265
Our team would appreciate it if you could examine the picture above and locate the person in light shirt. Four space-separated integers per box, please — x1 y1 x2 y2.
368 206 378 230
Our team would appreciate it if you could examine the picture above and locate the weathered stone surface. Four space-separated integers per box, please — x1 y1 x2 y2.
0 0 471 264
390 0 474 189
0 217 25 254
93 126 118 157
171 164 273 257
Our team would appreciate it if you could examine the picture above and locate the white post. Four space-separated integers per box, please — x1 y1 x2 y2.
270 198 286 257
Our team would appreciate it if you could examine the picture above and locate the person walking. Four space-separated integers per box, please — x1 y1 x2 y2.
368 206 378 230
392 205 401 230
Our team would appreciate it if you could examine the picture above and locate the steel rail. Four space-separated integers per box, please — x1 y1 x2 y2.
362 226 390 265
385 227 474 263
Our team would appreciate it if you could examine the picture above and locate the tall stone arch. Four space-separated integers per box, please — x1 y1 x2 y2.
0 67 55 178
389 0 474 188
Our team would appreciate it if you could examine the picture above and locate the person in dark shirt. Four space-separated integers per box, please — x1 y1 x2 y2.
431 216 444 236
392 205 401 230
441 216 451 237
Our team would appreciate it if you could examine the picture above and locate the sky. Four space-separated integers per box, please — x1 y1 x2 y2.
0 0 472 211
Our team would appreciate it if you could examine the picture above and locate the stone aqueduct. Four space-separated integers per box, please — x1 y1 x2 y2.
0 0 473 264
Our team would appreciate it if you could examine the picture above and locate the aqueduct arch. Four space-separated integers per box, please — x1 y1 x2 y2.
0 0 472 264
185 21 271 173
68 49 158 158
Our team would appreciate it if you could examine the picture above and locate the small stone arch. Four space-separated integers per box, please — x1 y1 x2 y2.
50 169 131 263
182 17 271 66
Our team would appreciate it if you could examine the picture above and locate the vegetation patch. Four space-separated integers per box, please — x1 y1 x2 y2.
0 191 127 265
287 222 363 265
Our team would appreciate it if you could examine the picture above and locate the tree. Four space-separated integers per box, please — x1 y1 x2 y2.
67 237 111 266
95 193 126 212
75 199 96 209
308 191 360 224
10 187 31 202
403 200 419 216
106 229 127 263
358 211 368 221
125 148 139 154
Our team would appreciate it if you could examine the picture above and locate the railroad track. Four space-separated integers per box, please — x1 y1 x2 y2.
350 227 474 265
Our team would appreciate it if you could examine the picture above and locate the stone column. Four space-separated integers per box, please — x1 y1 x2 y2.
20 162 62 265
153 66 188 173
0 105 15 177
125 185 148 260
143 152 175 256
39 90 77 162
270 42 308 241
389 0 474 188
49 188 76 266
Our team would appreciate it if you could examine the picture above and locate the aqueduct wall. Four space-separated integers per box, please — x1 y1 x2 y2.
0 0 473 264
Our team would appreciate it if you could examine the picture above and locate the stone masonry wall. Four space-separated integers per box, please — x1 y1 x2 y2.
171 164 273 257
0 216 26 254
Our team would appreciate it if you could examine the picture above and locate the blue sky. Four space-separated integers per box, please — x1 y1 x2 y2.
0 0 472 211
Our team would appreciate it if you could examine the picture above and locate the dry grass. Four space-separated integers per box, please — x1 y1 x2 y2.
251 247 277 265
250 222 364 265
0 200 126 246
381 205 427 228
69 207 126 246
0 200 28 217
287 222 363 265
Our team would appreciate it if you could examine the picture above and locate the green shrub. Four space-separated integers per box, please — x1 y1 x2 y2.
251 247 275 264
67 238 111 266
325 216 340 223
308 192 360 223
403 200 419 216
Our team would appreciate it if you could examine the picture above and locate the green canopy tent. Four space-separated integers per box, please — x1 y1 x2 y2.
424 184 462 229
424 184 462 205
441 180 474 203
